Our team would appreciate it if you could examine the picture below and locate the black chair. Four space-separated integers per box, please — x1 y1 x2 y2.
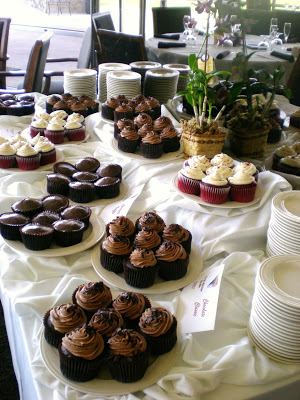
152 7 191 35
0 31 52 94
92 11 115 65
96 29 148 64
287 55 300 106
43 27 92 94
0 17 11 89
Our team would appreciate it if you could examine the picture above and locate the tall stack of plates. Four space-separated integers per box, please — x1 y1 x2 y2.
163 64 191 93
106 70 141 100
248 254 300 364
64 69 97 100
98 63 131 103
266 191 300 257
130 61 161 93
144 68 179 104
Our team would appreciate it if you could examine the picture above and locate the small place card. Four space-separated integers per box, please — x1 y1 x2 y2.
179 263 224 333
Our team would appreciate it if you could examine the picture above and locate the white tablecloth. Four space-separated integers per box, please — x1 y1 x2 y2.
1 94 300 400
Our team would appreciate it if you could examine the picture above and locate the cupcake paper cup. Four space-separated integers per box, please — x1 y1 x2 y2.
107 348 149 383
229 182 257 202
40 148 57 166
123 261 158 288
45 129 65 144
200 182 230 204
157 256 189 281
100 245 128 273
65 126 86 142
0 154 16 169
140 317 177 355
16 154 41 171
177 172 201 196
140 143 163 159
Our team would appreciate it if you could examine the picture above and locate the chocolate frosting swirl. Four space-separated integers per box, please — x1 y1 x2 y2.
139 307 173 337
129 248 157 268
102 234 132 255
162 224 190 244
62 325 104 360
135 101 151 113
89 308 123 337
120 126 139 140
117 118 134 130
75 282 112 311
137 212 165 233
133 227 161 250
50 303 87 333
107 216 135 237
155 240 187 261
153 116 172 132
141 131 162 144
138 123 153 138
105 98 119 109
160 125 178 139
108 328 147 356
145 97 160 108
115 103 132 112
112 292 149 319
134 113 153 127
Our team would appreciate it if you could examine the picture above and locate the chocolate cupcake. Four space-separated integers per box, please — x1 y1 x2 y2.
160 125 180 153
60 205 91 230
145 97 161 119
277 156 300 176
134 112 153 129
42 194 69 213
135 212 165 235
138 307 177 355
156 241 189 280
32 211 61 226
101 97 119 121
97 163 122 180
153 116 172 133
124 248 158 288
68 181 95 203
162 224 192 254
133 227 161 252
100 234 132 273
47 173 72 196
72 171 99 183
43 303 87 348
112 292 151 329
132 94 145 104
75 157 100 173
52 99 70 114
53 219 85 247
0 212 30 241
114 118 134 140
106 216 135 241
134 101 152 118
140 132 163 159
72 281 113 319
118 126 139 153
94 177 121 199
46 95 61 113
11 197 43 216
115 95 128 104
106 329 149 383
58 325 104 382
114 103 134 122
138 123 153 141
53 161 78 178
88 308 124 341
70 101 88 117
20 223 54 250
83 98 99 115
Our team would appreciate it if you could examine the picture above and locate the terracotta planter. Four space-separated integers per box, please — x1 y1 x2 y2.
228 127 269 158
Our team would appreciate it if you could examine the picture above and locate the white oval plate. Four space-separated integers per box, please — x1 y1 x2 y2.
0 149 64 174
40 326 180 396
3 214 105 257
41 178 128 207
91 243 203 294
64 69 97 77
21 128 90 145
172 173 263 209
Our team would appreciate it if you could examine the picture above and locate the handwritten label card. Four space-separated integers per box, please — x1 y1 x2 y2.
179 264 224 333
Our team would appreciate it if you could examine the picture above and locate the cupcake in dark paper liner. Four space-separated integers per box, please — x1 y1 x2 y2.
124 248 158 288
60 205 91 230
272 145 297 170
228 170 257 203
162 224 192 254
72 171 99 184
145 97 161 119
68 181 95 203
114 103 134 122
134 101 152 118
58 325 104 382
135 211 165 235
47 173 72 196
94 177 121 199
114 118 134 139
112 292 151 329
276 155 300 176
115 95 128 104
200 170 230 204
100 234 132 273
70 101 88 117
118 126 139 153
106 216 135 241
46 95 61 113
34 138 56 166
101 97 119 121
106 329 149 383
43 303 87 348
97 163 122 181
11 197 43 216
20 223 54 250
156 241 189 280
75 157 100 173
72 281 112 320
140 131 163 159
42 194 69 213
30 118 47 138
177 165 205 196
0 142 16 168
134 112 153 129
0 212 30 241
53 219 85 247
16 142 41 170
53 161 78 178
133 227 161 253
32 211 61 226
153 116 172 133
88 308 124 343
83 98 99 115
65 121 86 141
138 123 153 142
44 122 65 144
138 307 177 355
160 125 180 153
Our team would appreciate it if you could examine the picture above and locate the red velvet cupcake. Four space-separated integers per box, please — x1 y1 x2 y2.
200 170 230 204
44 122 65 144
64 121 86 141
0 142 16 168
177 166 205 195
16 142 41 170
228 170 257 202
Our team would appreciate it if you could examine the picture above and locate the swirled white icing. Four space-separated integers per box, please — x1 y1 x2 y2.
228 170 255 185
64 121 82 130
31 119 48 129
50 110 68 119
206 164 233 179
67 113 85 123
0 142 16 156
187 155 211 171
34 138 55 153
233 162 256 176
180 166 206 180
202 170 228 186
49 117 66 127
210 153 233 167
16 142 38 156
46 123 64 132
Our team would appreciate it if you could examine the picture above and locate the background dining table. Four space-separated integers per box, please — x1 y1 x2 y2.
146 34 297 85
1 93 300 400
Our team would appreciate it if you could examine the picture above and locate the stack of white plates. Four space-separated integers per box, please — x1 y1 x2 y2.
130 61 161 93
248 254 300 364
266 191 300 257
144 68 179 104
106 70 141 100
98 63 131 103
64 69 97 100
163 64 191 93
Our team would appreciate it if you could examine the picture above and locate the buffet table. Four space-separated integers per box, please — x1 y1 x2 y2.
146 34 297 86
1 93 300 400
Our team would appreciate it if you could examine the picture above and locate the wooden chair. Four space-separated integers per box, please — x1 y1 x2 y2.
0 18 11 89
287 55 300 106
91 12 115 66
96 29 148 64
43 27 92 94
0 31 52 94
152 7 191 35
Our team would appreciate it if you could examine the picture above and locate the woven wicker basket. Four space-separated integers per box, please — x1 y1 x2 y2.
228 127 269 158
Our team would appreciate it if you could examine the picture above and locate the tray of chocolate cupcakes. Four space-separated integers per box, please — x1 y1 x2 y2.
42 157 128 206
40 283 180 395
91 212 203 294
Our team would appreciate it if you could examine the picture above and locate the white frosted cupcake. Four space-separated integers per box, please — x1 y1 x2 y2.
30 118 48 138
67 112 85 124
9 133 27 146
16 142 40 170
200 170 230 204
177 166 206 195
50 110 68 120
49 117 66 127
64 121 86 141
228 170 257 202
210 153 234 168
277 155 300 176
45 122 65 144
0 142 16 168
206 164 233 179
184 155 211 172
0 136 8 145
34 138 56 166
233 162 259 182
33 111 51 122
272 145 296 170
